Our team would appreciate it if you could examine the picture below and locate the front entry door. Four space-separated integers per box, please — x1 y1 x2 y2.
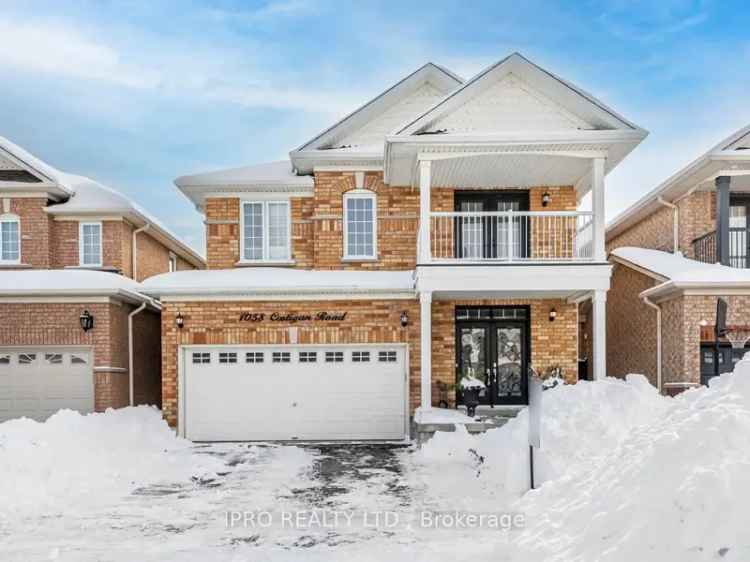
456 307 529 406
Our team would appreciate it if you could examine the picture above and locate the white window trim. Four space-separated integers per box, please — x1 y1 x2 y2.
0 213 21 264
239 201 292 263
168 252 178 272
79 221 103 267
343 190 378 260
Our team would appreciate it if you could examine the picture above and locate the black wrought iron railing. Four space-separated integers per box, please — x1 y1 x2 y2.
692 230 717 264
692 228 749 268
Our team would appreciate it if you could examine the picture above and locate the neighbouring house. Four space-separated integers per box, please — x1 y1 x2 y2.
0 137 205 422
142 52 647 441
604 125 750 394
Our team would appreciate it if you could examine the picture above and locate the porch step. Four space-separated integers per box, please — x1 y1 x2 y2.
412 405 525 446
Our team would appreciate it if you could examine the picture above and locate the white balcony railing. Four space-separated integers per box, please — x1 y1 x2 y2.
427 210 594 262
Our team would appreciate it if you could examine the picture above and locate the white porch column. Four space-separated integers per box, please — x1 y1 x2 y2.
418 159 432 264
420 291 433 409
592 289 607 380
592 157 606 261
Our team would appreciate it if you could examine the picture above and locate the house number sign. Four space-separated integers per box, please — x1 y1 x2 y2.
238 312 348 323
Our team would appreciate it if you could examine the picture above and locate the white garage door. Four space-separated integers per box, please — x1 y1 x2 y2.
0 348 94 422
182 345 408 441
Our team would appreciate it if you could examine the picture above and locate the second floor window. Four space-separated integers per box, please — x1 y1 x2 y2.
344 191 376 259
79 222 102 266
242 201 290 262
0 215 20 263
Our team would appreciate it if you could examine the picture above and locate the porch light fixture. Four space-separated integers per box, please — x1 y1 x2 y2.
401 310 409 328
549 308 557 322
400 311 409 328
175 312 185 329
79 310 94 332
542 191 551 207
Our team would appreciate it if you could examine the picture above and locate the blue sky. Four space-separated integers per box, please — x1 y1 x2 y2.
1 0 748 254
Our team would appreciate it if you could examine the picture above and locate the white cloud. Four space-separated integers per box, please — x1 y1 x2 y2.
0 19 159 89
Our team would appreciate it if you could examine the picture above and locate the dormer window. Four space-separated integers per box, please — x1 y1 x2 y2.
79 222 102 266
343 190 377 260
241 201 290 262
0 214 20 263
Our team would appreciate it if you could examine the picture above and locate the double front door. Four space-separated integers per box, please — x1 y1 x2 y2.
455 307 529 406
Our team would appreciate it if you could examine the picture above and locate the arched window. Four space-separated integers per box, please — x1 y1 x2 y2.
343 190 377 259
0 213 20 263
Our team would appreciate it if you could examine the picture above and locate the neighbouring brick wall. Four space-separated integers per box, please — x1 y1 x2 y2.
675 294 750 385
0 301 161 411
205 198 240 269
607 191 716 257
660 297 685 387
606 263 659 385
607 206 674 253
159 297 578 427
678 191 715 258
3 197 52 268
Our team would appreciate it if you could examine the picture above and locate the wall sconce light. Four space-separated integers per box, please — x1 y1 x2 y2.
542 191 551 207
175 312 185 329
549 308 557 322
79 310 94 332
400 311 409 327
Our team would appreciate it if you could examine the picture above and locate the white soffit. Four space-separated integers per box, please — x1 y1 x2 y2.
607 124 750 241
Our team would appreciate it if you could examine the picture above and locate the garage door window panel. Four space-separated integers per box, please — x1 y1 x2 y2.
299 351 317 363
45 353 63 365
219 352 238 364
71 353 88 365
0 354 10 365
326 351 344 363
246 352 264 363
378 351 397 363
19 353 36 365
242 201 290 262
272 352 291 363
352 351 370 363
192 352 211 364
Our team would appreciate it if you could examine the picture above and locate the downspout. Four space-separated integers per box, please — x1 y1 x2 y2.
132 223 151 281
641 294 662 393
657 197 679 253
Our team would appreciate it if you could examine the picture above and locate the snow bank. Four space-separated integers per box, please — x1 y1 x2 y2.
510 365 750 562
413 368 750 560
0 406 224 517
412 374 667 509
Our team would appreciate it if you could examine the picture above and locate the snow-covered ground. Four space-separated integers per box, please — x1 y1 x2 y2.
2 364 750 561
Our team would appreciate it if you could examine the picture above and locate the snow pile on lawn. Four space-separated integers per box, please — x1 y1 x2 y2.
510 364 750 561
0 406 224 517
414 367 750 560
411 374 667 509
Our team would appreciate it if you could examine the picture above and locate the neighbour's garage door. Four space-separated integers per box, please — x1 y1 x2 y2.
182 345 408 441
0 348 94 422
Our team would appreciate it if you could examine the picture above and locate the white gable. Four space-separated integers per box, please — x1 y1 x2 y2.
424 73 592 134
337 82 447 148
0 153 23 171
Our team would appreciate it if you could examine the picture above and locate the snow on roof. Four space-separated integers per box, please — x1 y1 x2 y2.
175 160 314 189
45 174 205 267
611 247 750 294
0 137 204 267
607 124 750 242
142 268 415 297
0 269 154 304
0 136 72 196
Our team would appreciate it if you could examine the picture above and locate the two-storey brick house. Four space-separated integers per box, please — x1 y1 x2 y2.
0 137 204 421
143 53 647 441
604 124 750 394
